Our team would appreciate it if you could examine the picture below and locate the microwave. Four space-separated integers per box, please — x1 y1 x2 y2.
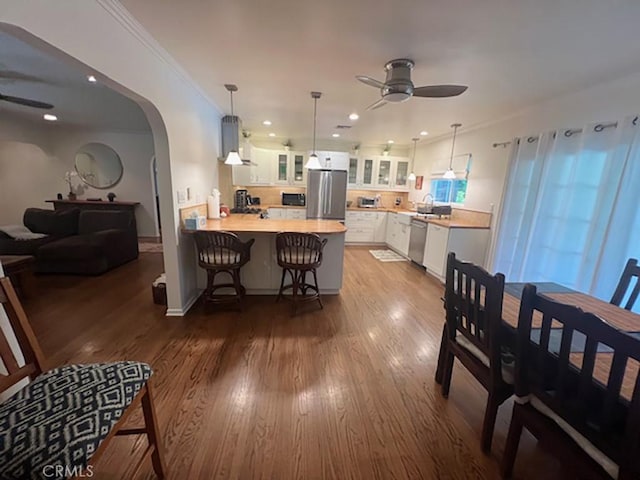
282 192 306 206
357 196 376 208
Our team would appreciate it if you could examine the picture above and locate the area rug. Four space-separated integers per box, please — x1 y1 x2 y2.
139 243 164 253
369 249 407 262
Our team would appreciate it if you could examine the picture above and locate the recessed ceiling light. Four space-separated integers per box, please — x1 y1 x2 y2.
263 120 272 126
87 75 97 83
349 113 359 121
420 131 429 136
268 132 276 137
332 133 340 138
43 114 58 121
387 140 394 144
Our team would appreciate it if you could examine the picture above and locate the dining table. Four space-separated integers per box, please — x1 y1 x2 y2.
501 282 640 401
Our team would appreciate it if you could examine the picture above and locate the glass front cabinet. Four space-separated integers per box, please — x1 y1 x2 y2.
274 151 306 185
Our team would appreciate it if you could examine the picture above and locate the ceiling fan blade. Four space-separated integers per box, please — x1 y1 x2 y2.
0 70 46 83
356 75 384 89
366 98 387 111
413 85 468 98
0 93 54 109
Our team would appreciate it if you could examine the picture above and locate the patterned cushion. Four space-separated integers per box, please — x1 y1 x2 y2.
0 361 152 480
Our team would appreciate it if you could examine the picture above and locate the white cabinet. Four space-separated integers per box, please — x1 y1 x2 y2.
345 211 387 244
315 151 349 171
384 213 411 256
393 159 410 189
348 157 376 189
232 147 277 186
375 158 392 188
274 150 307 186
423 225 491 281
268 207 306 219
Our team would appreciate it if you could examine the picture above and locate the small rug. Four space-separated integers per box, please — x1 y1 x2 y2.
139 243 163 253
369 249 407 262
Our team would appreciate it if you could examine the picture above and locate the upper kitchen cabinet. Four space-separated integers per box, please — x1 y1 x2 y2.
231 147 273 186
374 155 410 191
347 157 375 188
315 151 349 171
274 150 307 186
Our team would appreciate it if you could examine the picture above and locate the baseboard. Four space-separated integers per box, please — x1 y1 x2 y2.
165 290 202 316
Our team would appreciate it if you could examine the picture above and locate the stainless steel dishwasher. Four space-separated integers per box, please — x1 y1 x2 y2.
409 219 428 264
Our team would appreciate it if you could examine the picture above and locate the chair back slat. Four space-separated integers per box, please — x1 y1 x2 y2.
276 232 327 269
445 252 505 381
611 258 640 311
0 277 46 394
516 283 640 476
194 231 254 268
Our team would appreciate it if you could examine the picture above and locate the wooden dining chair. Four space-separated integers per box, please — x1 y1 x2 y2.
610 258 640 311
0 277 166 479
436 252 513 453
502 283 640 479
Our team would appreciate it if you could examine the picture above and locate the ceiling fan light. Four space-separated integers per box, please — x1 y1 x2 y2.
408 172 416 181
443 168 456 180
305 154 322 170
225 150 243 166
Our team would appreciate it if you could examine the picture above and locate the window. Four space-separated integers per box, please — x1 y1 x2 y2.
430 178 468 204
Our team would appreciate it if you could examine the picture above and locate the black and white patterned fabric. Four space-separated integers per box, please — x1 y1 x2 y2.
0 361 152 480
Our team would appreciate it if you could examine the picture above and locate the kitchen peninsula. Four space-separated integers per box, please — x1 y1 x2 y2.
181 208 346 295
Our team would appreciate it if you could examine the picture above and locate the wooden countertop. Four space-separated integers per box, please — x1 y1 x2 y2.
183 214 347 234
411 216 489 229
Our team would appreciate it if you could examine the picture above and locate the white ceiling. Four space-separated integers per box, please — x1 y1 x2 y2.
120 0 640 147
0 30 150 132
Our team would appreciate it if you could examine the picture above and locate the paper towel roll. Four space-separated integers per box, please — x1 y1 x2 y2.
207 193 220 219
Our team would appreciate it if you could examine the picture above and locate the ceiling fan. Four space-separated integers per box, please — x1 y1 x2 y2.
356 58 468 110
0 91 53 109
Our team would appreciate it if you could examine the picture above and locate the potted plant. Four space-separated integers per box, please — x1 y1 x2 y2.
64 171 79 200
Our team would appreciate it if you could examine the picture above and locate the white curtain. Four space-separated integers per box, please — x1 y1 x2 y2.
493 115 640 307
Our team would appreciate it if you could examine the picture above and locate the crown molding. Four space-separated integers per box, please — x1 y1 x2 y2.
96 0 221 114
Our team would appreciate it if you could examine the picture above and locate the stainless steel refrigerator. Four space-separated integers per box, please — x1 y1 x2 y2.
306 169 347 220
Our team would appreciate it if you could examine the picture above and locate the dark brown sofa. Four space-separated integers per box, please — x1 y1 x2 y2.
0 208 138 275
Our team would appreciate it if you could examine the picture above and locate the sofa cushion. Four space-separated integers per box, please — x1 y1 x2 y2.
78 210 133 235
0 362 152 480
0 236 56 256
23 208 79 237
36 234 109 261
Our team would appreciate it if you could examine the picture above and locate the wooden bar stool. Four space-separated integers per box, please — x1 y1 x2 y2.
194 231 254 310
276 232 327 314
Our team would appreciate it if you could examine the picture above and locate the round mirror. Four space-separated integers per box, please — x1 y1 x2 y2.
74 143 123 189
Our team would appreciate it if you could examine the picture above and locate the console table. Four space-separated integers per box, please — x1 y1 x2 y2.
46 199 140 235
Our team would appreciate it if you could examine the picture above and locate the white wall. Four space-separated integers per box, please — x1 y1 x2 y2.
49 128 157 236
409 70 640 214
0 0 222 314
408 69 640 268
0 116 55 223
0 116 158 236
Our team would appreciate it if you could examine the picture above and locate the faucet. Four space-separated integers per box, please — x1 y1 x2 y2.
422 193 434 213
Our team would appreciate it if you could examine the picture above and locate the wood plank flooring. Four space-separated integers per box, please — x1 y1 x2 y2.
20 247 565 479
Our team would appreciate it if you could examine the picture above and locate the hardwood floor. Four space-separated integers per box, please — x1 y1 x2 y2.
20 247 564 479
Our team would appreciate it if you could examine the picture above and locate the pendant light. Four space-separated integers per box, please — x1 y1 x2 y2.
305 91 322 169
224 84 242 166
408 137 419 181
443 123 461 179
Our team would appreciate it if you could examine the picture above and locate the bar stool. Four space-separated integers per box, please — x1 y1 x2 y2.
194 231 254 309
276 232 327 314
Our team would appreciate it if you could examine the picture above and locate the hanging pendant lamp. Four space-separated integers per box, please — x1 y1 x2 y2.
224 84 243 166
408 137 419 181
305 91 323 169
443 123 461 179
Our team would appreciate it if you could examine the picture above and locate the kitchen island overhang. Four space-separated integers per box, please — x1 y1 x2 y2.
183 215 346 295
